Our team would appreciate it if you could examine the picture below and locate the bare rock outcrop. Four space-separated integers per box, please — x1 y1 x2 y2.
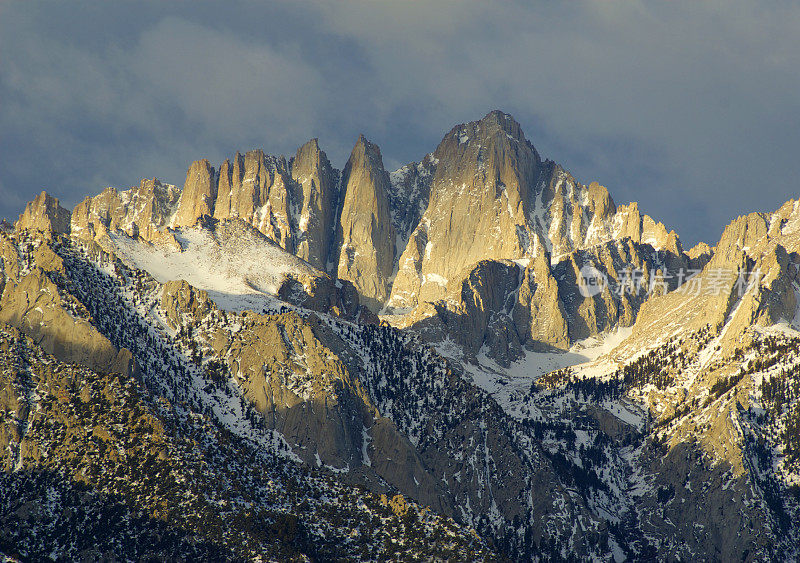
160 279 214 328
212 150 299 251
335 136 396 312
388 111 681 312
0 233 134 376
393 234 690 362
513 247 571 351
554 237 691 341
171 159 217 228
277 275 364 320
393 252 570 365
15 191 71 235
71 179 181 241
390 111 543 309
710 212 769 267
624 201 800 361
291 139 339 270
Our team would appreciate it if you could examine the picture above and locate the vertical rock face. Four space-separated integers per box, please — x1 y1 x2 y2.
386 154 435 247
171 159 217 228
134 179 183 238
387 111 679 314
291 139 338 270
229 150 269 223
71 188 124 237
393 111 544 307
394 245 572 365
212 150 299 251
213 157 234 222
335 135 396 311
212 153 239 221
710 212 769 266
449 259 528 361
513 248 570 351
610 201 678 253
399 228 692 362
689 205 800 345
71 179 181 241
15 191 71 234
542 169 616 257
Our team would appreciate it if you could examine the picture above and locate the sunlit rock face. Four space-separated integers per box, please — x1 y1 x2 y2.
16 191 71 235
334 135 396 312
388 111 678 315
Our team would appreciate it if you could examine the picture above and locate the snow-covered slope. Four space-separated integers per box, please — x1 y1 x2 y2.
106 219 326 311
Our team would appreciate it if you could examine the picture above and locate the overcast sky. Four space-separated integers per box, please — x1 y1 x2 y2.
2 1 799 246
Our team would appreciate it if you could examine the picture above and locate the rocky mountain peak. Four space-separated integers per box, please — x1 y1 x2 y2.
291 138 338 270
432 111 536 177
351 133 385 169
449 110 527 143
479 109 527 141
388 112 548 309
433 110 539 173
335 135 396 311
172 158 217 228
15 190 71 235
292 138 328 174
70 178 181 242
711 211 770 267
298 136 320 153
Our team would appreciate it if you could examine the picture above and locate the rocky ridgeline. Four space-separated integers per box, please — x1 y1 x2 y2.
15 191 71 234
387 112 680 311
6 111 800 560
14 111 687 359
0 324 493 560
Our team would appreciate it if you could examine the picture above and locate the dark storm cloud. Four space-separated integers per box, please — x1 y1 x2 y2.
2 1 799 246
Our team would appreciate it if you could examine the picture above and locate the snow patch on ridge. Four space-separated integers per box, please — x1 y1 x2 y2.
107 225 323 312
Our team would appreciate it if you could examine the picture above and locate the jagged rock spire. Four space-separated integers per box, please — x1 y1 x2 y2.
172 159 217 227
335 135 396 312
15 190 71 234
291 138 338 270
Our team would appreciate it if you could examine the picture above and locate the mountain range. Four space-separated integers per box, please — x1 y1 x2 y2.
2 110 799 560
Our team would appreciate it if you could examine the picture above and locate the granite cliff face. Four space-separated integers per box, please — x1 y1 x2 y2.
335 135 396 311
70 179 181 241
381 112 686 360
387 112 678 314
172 159 217 228
209 150 297 249
5 111 800 561
291 139 339 270
396 110 545 306
16 191 71 235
